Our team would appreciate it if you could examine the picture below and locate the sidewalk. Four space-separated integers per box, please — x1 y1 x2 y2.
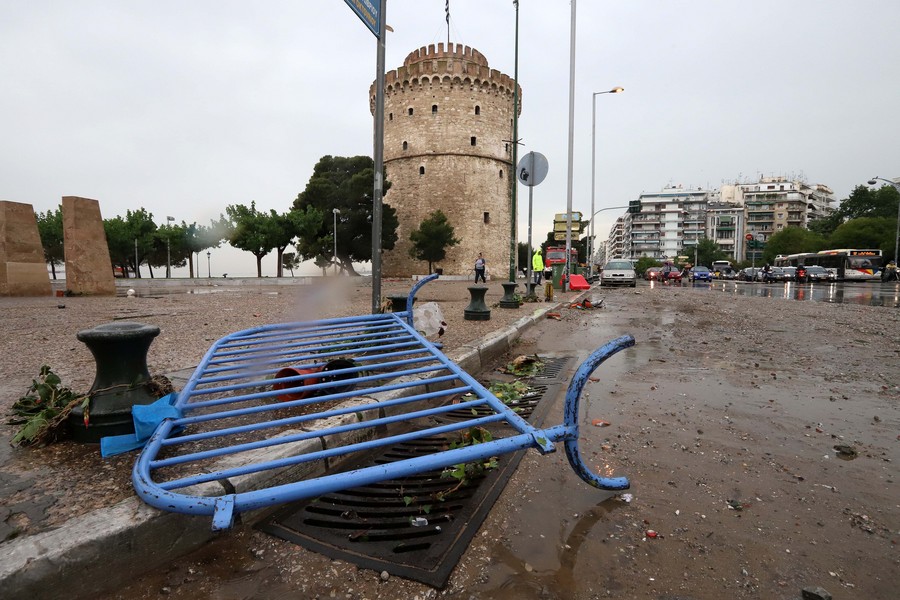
1 277 591 600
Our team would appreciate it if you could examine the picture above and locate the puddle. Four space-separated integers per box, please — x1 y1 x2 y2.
688 280 900 307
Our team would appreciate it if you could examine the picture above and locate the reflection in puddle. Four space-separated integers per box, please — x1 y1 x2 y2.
696 281 900 307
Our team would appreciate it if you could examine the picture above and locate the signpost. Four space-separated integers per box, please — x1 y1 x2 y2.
517 151 548 293
343 0 387 313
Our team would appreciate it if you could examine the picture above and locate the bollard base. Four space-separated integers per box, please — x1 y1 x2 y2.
464 309 491 321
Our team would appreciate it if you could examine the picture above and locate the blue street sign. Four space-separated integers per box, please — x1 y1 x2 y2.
344 0 380 37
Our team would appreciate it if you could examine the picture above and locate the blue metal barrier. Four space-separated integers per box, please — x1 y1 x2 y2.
132 274 633 530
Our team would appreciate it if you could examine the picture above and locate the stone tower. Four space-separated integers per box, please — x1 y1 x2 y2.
371 43 522 278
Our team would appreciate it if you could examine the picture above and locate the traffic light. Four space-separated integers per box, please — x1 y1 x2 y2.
628 200 641 214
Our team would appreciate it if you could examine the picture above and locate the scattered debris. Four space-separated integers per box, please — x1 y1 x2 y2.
546 312 562 321
833 444 858 459
591 419 611 427
645 530 659 539
801 585 832 600
618 493 633 503
502 355 544 377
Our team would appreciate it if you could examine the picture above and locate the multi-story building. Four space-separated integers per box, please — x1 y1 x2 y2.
621 185 713 261
612 177 835 264
705 201 746 262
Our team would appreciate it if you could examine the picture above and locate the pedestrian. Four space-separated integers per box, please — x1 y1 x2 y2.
661 262 674 285
532 248 544 285
474 253 486 284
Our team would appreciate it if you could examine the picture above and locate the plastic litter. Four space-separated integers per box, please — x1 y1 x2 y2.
410 517 428 527
591 419 611 427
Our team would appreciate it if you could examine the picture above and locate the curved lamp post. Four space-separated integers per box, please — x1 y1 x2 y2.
206 251 211 278
867 176 900 266
589 86 624 278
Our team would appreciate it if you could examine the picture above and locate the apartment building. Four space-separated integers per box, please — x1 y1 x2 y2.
610 177 835 264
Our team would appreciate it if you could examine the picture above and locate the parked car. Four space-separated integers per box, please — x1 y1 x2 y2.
805 265 836 283
767 267 787 282
600 260 637 287
689 266 713 282
738 267 759 281
644 267 661 281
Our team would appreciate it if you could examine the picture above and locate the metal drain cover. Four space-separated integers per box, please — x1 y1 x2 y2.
258 356 571 588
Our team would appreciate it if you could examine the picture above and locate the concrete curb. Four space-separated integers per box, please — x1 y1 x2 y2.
1 291 589 600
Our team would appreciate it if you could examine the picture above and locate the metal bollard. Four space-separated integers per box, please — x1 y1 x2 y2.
68 322 161 443
464 286 491 321
499 281 520 309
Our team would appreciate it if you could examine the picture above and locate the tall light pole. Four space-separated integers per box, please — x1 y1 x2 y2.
165 215 174 278
867 176 900 266
333 207 341 276
206 251 211 279
563 0 577 292
589 87 624 278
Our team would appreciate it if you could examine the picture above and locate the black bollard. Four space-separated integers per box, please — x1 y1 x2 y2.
464 286 491 321
68 322 161 443
387 294 409 313
524 282 539 299
499 281 520 309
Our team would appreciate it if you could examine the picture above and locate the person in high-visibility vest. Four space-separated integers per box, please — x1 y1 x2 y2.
532 248 544 285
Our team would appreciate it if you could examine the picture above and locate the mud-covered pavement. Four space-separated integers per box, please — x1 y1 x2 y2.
100 285 900 600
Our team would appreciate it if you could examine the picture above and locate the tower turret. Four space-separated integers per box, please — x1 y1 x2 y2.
370 42 522 277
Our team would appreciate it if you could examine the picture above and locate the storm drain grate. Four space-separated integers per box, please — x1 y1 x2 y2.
529 356 570 383
258 356 572 588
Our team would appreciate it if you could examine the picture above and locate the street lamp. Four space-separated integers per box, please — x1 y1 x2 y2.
589 86 624 278
206 251 211 279
867 177 900 266
332 208 341 276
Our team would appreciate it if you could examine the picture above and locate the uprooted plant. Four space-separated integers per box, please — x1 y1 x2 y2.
8 366 175 447
8 365 89 447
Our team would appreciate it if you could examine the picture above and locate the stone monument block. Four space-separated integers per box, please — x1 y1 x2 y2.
62 196 116 295
0 200 52 297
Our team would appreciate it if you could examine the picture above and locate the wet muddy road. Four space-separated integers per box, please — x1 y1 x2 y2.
100 286 900 600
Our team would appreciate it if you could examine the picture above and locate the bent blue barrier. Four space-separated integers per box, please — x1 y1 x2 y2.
132 274 634 530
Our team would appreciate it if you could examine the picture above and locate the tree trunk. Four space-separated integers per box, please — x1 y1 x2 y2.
50 262 57 279
276 248 284 277
148 264 155 279
188 255 195 278
256 253 263 277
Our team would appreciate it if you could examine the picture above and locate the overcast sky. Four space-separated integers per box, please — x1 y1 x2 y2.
2 1 898 276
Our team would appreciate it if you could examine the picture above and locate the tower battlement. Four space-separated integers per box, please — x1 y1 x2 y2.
374 42 519 97
403 43 488 67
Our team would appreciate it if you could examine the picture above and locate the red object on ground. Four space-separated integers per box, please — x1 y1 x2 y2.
568 274 590 290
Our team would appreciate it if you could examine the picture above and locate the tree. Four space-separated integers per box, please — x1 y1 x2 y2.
408 210 460 274
691 238 726 267
828 217 895 254
837 184 899 221
762 227 826 263
281 252 302 277
35 207 64 279
104 216 133 277
225 202 276 278
182 220 224 278
268 210 299 277
634 256 660 276
292 155 398 275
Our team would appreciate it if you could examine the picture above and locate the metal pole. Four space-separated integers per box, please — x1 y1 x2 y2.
207 251 211 278
563 0 577 292
371 0 387 314
166 238 171 279
134 238 138 279
526 152 535 288
590 93 596 279
508 0 520 282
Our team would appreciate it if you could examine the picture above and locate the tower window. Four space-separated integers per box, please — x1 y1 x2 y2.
388 112 393 121
475 105 481 115
499 169 503 178
483 212 490 224
419 166 425 175
471 136 477 146
402 141 408 150
432 104 438 114
408 107 414 116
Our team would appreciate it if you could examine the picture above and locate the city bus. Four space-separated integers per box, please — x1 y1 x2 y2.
774 249 883 281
